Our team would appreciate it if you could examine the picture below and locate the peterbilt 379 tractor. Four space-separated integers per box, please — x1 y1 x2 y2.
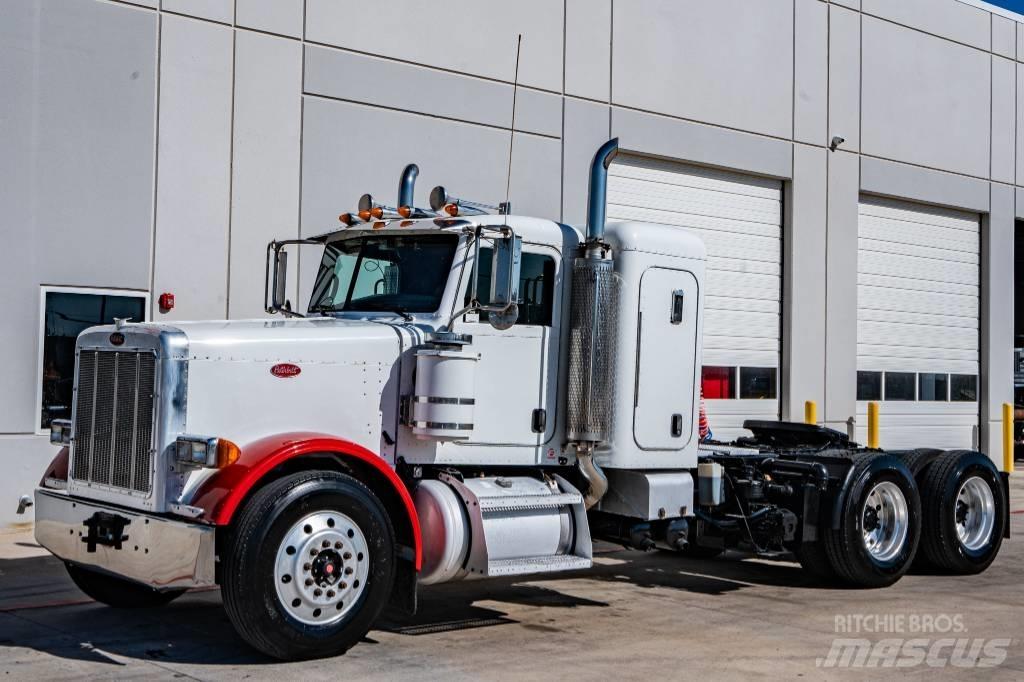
28 139 1009 660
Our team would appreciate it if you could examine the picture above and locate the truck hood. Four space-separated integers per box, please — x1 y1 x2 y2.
164 317 408 363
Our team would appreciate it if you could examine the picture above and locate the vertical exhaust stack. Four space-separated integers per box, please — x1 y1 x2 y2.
568 138 620 508
398 163 419 209
584 138 620 248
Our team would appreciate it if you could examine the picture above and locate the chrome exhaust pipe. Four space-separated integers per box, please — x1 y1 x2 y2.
585 138 619 244
397 163 419 208
577 446 608 510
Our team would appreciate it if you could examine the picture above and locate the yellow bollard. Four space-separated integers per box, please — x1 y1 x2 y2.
804 400 817 425
1003 402 1014 474
867 402 880 449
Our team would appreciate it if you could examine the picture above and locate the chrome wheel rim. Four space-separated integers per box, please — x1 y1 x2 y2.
274 511 370 626
955 476 995 552
861 481 909 563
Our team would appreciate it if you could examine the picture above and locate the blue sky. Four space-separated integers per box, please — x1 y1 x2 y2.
983 0 1024 14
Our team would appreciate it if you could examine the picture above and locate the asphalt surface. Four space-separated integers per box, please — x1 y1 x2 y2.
1 471 1022 681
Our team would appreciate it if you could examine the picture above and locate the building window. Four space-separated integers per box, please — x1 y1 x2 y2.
739 367 777 400
950 374 978 402
467 248 556 326
39 288 147 431
857 371 882 401
884 372 916 401
918 373 949 401
701 366 735 399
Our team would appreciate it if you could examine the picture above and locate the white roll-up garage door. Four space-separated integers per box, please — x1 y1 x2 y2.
607 155 783 440
856 196 980 449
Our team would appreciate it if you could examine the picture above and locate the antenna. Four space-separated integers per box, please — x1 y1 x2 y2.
502 34 522 215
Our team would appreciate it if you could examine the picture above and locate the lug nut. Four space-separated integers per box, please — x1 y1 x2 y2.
305 578 314 587
314 589 323 597
343 551 352 560
334 541 343 549
303 563 311 571
310 548 318 556
322 540 330 548
327 590 336 598
344 566 353 575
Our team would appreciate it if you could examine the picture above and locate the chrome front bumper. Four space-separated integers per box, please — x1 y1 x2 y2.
34 489 215 590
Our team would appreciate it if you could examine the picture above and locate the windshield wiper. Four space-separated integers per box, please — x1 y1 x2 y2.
390 308 413 322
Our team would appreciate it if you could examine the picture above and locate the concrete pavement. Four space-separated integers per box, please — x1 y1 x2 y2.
1 473 1022 681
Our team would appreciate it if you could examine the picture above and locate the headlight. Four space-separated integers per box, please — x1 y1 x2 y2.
49 419 72 446
175 435 240 468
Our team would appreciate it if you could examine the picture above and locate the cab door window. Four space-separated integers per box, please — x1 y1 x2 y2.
466 247 555 326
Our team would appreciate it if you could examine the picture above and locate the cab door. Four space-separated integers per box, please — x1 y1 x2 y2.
453 244 561 448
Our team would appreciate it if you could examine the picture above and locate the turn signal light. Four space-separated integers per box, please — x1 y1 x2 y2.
398 205 412 218
443 203 459 217
216 438 241 468
175 435 241 468
357 209 372 221
339 213 357 226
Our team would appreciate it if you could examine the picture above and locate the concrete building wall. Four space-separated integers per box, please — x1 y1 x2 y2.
1 0 1020 525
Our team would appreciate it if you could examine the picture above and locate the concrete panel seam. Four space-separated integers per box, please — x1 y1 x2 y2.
148 12 163 319
302 92 561 141
860 9 998 56
611 102 797 145
303 39 564 96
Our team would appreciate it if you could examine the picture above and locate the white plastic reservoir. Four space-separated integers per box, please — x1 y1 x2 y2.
412 337 479 440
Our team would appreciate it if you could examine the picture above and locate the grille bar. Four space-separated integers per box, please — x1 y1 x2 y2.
71 350 156 495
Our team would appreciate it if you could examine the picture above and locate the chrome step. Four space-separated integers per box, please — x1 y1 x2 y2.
478 492 582 512
486 554 592 577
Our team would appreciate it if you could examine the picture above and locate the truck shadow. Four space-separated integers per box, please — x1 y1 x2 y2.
0 546 814 667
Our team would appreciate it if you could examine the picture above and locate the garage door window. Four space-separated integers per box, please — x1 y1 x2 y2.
918 373 949 401
39 288 147 431
739 367 777 400
701 366 735 399
951 374 978 402
857 371 882 401
884 372 916 401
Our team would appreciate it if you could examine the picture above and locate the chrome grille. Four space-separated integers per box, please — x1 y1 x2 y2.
71 350 157 494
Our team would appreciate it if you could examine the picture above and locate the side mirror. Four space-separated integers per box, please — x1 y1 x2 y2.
265 238 318 316
271 248 289 312
488 234 521 330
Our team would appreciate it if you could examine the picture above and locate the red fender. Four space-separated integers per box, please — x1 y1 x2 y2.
190 432 421 570
40 446 70 485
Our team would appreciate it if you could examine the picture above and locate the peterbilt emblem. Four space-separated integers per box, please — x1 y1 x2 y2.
271 363 301 378
109 332 125 346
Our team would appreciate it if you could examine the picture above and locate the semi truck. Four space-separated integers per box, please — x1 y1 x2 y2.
26 139 1009 660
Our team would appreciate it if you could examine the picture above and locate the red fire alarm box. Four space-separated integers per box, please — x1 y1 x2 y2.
158 292 175 312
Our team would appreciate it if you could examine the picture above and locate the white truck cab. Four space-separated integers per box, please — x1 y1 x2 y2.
28 139 1009 661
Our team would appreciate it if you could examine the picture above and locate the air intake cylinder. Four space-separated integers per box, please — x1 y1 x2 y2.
566 256 619 443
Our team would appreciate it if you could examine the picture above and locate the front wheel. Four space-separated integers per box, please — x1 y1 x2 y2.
221 471 396 661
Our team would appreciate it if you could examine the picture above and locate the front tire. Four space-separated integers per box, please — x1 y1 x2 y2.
221 471 396 661
918 451 1006 574
66 563 185 608
824 454 921 588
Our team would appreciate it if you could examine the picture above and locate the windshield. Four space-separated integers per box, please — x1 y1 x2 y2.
308 234 459 314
